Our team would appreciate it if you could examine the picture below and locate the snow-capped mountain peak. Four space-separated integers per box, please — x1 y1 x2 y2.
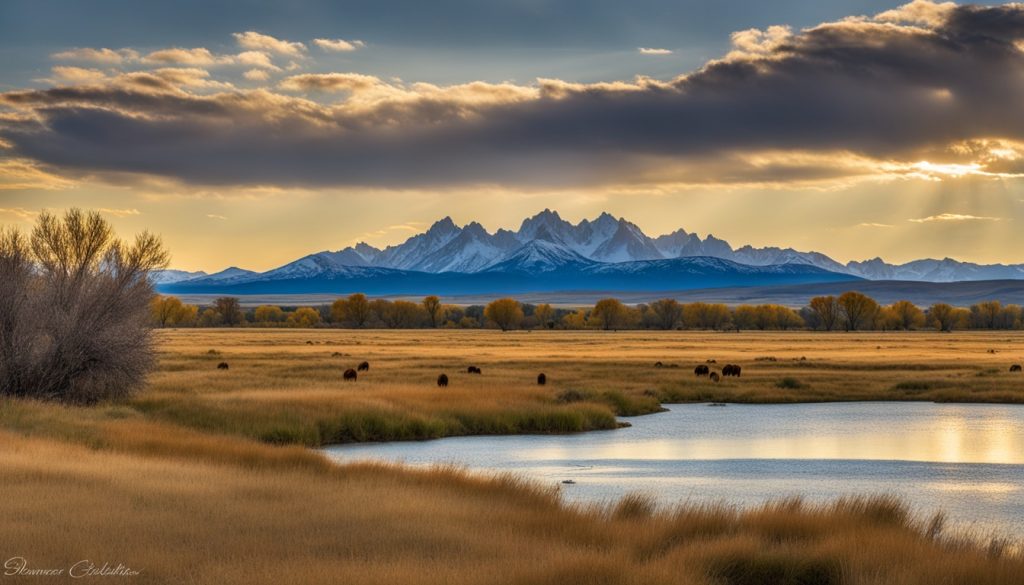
162 210 1024 285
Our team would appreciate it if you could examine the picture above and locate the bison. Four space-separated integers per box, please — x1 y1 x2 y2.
537 373 547 385
467 366 481 374
1012 365 1022 373
706 359 717 364
437 373 449 387
694 365 710 376
709 372 720 382
357 361 370 372
654 361 663 368
216 362 229 370
722 364 742 377
343 368 357 381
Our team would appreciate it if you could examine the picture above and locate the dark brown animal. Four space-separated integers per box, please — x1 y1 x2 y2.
706 359 717 364
722 364 742 377
537 373 547 385
306 340 314 345
216 362 229 370
343 368 357 381
467 366 481 374
654 361 663 368
437 373 449 387
709 372 720 382
694 365 710 376
1011 364 1022 372
357 361 370 371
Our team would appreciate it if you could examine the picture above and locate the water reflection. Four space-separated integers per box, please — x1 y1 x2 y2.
324 402 1024 535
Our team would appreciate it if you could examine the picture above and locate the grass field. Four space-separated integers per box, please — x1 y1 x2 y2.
3 329 1024 584
134 329 1024 445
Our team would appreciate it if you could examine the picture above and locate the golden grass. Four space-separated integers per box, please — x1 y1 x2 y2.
2 328 1024 583
133 329 1024 445
1 428 1021 585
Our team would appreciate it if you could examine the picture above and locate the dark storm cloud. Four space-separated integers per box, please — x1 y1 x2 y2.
3 1 1024 188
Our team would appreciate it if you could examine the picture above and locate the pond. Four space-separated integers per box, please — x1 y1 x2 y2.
323 402 1024 536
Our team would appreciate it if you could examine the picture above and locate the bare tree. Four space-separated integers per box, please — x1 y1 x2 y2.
0 210 168 404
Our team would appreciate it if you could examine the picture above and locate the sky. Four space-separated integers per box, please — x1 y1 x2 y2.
1 0 1023 272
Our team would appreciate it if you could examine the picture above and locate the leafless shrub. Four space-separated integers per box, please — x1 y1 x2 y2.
0 209 168 404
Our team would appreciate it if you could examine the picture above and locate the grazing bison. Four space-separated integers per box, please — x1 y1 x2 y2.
216 362 229 370
694 365 710 376
1012 365 1022 372
537 373 547 385
709 372 721 382
437 373 449 387
467 366 481 374
722 364 742 377
343 368 357 381
654 361 663 368
357 361 370 372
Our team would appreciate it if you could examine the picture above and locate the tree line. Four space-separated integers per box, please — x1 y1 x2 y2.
151 291 1024 332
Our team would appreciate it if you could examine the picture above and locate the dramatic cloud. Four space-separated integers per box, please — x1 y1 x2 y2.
233 32 306 57
638 47 672 55
278 73 381 92
909 213 1002 223
314 38 366 52
6 1 1024 190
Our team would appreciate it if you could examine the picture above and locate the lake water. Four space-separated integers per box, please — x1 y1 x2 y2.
323 402 1024 536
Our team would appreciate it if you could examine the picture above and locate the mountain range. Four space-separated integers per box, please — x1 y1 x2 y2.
156 210 1024 296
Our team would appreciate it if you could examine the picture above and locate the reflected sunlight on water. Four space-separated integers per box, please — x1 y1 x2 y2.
325 403 1024 535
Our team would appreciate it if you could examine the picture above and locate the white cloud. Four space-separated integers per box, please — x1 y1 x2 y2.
206 214 228 220
908 213 1002 223
856 222 894 228
638 47 673 55
235 50 281 71
142 47 223 66
50 66 108 84
51 47 138 64
314 38 366 52
243 69 271 82
233 31 306 57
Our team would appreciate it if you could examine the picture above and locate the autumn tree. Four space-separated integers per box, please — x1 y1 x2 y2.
0 209 168 404
533 303 555 329
591 298 631 331
889 300 925 330
287 307 321 328
970 301 1003 329
484 298 524 331
214 297 244 326
808 296 840 331
254 305 286 324
928 303 968 332
332 293 371 327
646 299 682 330
561 309 587 330
683 302 731 330
838 291 879 331
150 296 197 327
422 295 443 328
